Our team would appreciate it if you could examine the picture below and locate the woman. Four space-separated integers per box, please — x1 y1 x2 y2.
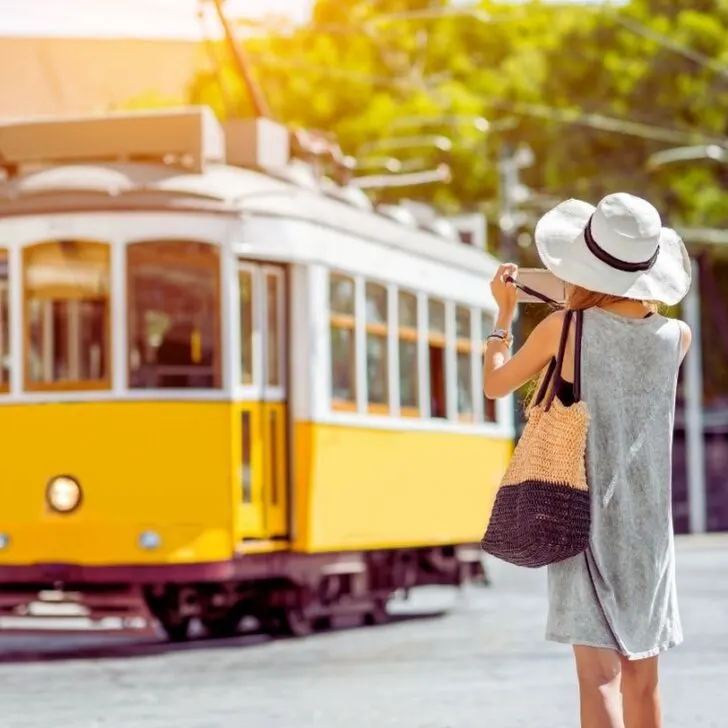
483 192 692 728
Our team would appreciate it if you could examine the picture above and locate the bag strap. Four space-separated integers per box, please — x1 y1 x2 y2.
544 310 574 410
543 308 584 409
503 275 583 408
533 309 573 409
573 308 583 401
532 357 557 407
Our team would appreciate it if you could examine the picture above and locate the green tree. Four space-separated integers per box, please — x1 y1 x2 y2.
187 0 728 399
188 0 728 223
527 1 728 229
188 0 573 212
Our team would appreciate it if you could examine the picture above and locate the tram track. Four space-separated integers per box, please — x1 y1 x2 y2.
0 607 449 664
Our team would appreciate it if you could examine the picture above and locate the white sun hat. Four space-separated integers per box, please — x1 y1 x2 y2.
534 192 692 306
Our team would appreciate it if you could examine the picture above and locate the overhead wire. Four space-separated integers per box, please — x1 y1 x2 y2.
222 4 728 150
247 52 728 147
487 101 728 147
604 9 728 81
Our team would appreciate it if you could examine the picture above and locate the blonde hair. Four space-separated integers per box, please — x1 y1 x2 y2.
522 285 660 412
565 284 660 314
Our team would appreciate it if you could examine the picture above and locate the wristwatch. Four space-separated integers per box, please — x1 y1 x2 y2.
487 328 513 347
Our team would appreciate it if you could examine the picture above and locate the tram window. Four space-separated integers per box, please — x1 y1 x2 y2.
365 282 388 409
0 251 8 392
456 306 474 420
127 241 220 389
428 299 446 419
23 241 110 390
429 299 446 334
398 291 418 414
329 273 356 408
481 310 497 422
239 270 254 384
266 273 282 388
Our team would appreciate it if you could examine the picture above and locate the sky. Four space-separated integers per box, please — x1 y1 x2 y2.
0 0 313 40
0 0 615 40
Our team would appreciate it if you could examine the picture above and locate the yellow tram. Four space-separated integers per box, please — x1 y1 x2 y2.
0 107 514 639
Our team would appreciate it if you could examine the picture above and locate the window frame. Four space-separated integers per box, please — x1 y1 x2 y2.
263 267 286 394
427 297 448 420
235 261 288 403
455 304 475 422
126 239 222 392
364 280 389 414
0 249 9 394
238 264 258 388
329 271 357 412
323 269 510 434
397 288 420 417
22 240 112 393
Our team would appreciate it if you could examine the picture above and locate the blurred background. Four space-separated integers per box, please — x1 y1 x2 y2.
11 0 724 523
0 0 727 635
0 4 728 725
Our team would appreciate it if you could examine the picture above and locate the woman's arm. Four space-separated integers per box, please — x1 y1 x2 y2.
482 263 564 400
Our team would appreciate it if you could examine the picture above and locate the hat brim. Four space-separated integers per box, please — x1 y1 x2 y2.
534 198 692 306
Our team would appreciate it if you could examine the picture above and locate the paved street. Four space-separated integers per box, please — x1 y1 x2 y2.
0 535 726 727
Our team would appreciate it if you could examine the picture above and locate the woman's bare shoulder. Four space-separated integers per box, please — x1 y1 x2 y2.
537 308 568 335
546 309 568 324
527 309 567 350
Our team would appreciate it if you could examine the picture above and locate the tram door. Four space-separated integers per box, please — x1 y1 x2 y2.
237 263 289 541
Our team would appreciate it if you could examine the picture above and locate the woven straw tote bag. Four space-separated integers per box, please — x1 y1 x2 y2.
481 309 590 568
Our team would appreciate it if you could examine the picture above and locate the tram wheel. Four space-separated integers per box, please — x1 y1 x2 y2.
202 612 242 639
160 616 191 643
364 598 389 626
264 607 314 638
312 615 332 632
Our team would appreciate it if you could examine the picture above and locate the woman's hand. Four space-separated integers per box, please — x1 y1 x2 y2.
490 263 518 326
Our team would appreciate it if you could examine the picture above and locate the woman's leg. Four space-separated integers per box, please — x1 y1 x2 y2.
620 654 661 728
573 646 625 728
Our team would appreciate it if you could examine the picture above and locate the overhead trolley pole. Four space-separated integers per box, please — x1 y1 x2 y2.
208 0 272 119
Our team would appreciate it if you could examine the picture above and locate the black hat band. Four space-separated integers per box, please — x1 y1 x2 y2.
584 215 660 272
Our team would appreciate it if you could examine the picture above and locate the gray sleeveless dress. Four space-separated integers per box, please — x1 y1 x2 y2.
545 307 683 660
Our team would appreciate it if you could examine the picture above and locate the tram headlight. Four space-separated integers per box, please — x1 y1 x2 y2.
46 475 82 514
0 533 9 550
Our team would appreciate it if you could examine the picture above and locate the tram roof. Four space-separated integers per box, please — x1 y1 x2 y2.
0 159 286 208
0 106 499 271
0 160 501 272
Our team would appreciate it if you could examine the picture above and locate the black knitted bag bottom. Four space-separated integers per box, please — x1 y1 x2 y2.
480 479 591 569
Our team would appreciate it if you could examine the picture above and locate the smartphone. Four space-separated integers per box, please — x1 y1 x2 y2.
513 268 566 304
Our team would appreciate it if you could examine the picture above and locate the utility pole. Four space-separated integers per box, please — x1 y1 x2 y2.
643 154 712 534
683 258 707 534
498 145 518 250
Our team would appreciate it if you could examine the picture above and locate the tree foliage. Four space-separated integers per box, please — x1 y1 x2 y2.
189 0 728 224
185 0 728 401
